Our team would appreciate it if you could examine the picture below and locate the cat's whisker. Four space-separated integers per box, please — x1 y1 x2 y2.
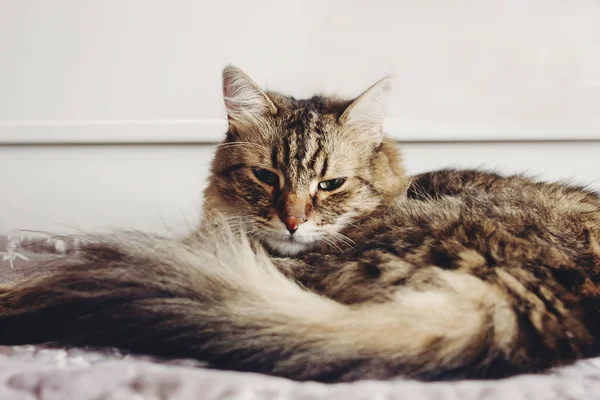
191 217 254 240
343 221 360 229
327 231 356 250
317 234 344 252
316 231 354 252
333 231 356 247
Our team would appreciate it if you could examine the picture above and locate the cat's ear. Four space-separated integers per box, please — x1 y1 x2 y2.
339 77 392 145
222 65 277 126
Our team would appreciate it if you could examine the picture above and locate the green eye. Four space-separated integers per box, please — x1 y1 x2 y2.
318 178 346 191
253 169 278 186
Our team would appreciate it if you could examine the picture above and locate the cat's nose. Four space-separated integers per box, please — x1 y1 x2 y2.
279 208 308 234
278 192 309 234
283 217 302 234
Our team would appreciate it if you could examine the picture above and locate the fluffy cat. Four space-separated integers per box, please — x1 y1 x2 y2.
1 66 600 382
202 67 407 256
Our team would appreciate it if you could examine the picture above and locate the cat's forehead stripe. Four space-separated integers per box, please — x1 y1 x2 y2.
275 104 332 177
320 157 329 178
282 133 291 166
271 146 279 169
305 144 322 171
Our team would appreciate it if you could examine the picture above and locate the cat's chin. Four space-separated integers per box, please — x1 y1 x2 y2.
262 236 315 256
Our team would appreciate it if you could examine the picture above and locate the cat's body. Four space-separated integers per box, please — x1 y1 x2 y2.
1 67 600 382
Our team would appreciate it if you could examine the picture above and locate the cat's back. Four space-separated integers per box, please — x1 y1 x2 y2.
320 169 600 288
407 168 600 205
298 170 600 328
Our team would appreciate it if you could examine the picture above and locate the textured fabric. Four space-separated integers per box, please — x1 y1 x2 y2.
2 235 600 400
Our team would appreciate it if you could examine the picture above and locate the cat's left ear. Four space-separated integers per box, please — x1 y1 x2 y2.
339 77 393 146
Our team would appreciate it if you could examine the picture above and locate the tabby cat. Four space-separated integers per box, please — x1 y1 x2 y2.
1 66 600 382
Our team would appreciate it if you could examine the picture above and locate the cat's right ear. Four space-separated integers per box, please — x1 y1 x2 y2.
222 66 277 127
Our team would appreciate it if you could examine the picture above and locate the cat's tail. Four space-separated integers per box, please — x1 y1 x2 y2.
0 223 580 381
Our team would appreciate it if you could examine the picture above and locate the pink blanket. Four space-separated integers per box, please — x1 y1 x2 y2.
1 235 599 400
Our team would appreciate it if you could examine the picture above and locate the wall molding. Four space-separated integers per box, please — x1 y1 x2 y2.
1 119 599 144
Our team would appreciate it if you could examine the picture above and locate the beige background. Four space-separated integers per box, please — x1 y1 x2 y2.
1 0 599 233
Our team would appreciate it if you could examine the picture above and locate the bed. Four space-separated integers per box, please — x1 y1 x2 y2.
2 235 600 400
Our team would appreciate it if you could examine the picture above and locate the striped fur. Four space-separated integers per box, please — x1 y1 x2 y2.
1 66 600 381
204 66 407 255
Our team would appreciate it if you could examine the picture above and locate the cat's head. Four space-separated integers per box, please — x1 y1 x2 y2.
203 66 407 256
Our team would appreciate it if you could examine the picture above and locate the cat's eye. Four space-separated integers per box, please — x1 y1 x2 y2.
253 169 278 186
318 178 346 191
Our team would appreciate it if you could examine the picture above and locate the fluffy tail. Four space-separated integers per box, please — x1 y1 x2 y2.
0 225 584 381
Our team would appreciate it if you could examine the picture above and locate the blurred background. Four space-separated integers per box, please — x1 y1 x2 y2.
1 0 599 234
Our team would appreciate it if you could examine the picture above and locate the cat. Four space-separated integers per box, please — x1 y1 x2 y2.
0 66 600 382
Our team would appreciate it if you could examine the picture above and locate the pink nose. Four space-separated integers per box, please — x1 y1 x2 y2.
283 217 300 234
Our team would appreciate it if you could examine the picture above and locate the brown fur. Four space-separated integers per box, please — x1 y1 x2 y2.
0 66 599 382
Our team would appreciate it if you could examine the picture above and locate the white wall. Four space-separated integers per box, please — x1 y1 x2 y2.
2 142 599 234
1 0 600 142
1 1 599 234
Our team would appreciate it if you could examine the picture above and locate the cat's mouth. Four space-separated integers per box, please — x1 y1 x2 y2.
277 233 313 244
261 232 317 256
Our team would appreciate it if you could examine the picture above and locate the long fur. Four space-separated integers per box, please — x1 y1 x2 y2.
2 66 600 382
0 210 591 382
